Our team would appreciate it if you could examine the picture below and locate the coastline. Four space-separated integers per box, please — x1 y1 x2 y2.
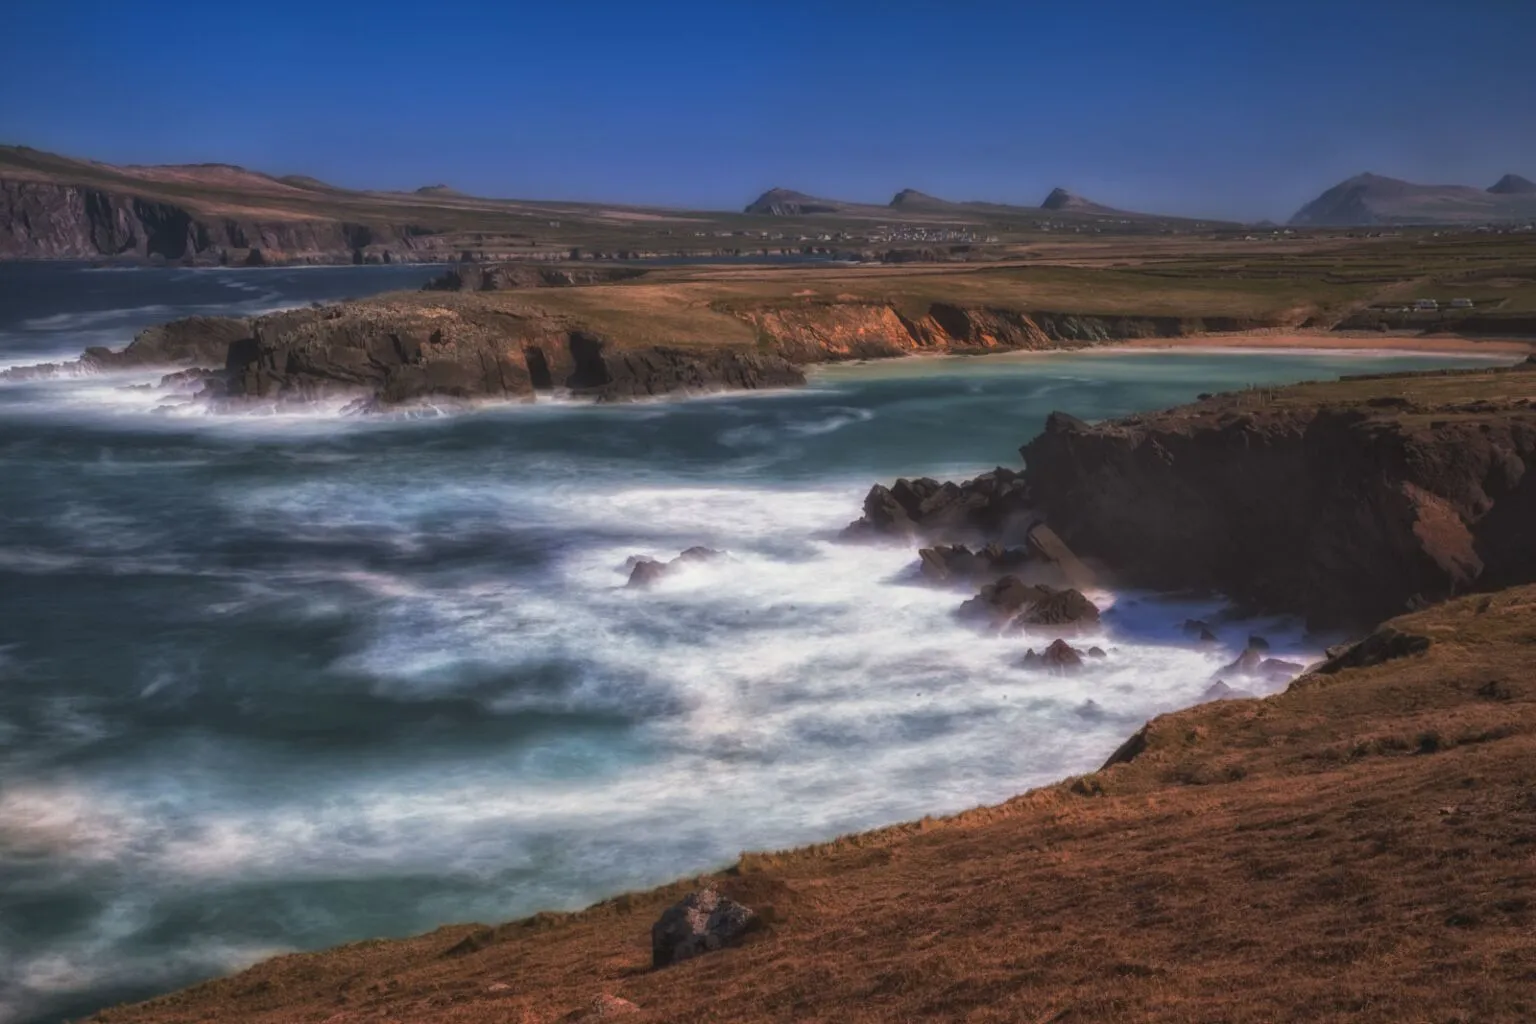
1111 329 1534 357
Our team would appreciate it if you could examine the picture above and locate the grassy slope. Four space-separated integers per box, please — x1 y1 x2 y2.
95 585 1536 1024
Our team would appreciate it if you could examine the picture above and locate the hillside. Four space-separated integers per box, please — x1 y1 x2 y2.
1291 172 1536 226
0 145 722 264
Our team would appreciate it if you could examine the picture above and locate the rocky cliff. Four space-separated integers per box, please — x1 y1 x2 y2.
35 296 805 407
1021 363 1536 628
0 179 430 263
741 302 1268 362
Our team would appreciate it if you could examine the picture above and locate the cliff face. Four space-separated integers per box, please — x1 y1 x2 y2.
0 179 420 263
55 298 805 407
1021 365 1536 628
741 303 1268 362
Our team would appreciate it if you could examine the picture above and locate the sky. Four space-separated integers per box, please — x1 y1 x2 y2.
2 0 1533 221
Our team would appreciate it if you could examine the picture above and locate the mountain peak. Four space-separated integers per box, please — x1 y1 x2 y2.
743 188 845 215
1489 173 1536 195
889 188 948 209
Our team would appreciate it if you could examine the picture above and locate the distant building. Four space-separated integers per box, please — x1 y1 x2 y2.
1450 298 1474 309
1413 299 1439 311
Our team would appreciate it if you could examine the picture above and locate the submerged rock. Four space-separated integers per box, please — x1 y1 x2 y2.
625 547 725 588
1216 643 1306 684
651 889 756 968
1021 638 1085 674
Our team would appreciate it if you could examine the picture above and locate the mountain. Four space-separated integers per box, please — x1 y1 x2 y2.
1488 173 1536 195
742 188 854 216
887 188 953 210
1290 172 1536 226
1039 187 1127 217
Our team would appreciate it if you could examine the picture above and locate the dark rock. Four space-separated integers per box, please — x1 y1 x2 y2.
1015 586 1101 631
651 889 756 968
1248 635 1271 651
1087 646 1107 658
1101 723 1150 768
1314 626 1432 674
843 467 1032 541
1199 626 1219 643
1183 619 1212 637
1216 647 1306 683
959 578 1099 633
1024 522 1095 589
626 547 724 588
626 559 670 588
1201 680 1254 702
917 543 1032 584
1021 639 1084 674
1019 366 1536 629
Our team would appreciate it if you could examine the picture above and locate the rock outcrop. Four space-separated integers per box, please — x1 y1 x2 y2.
651 889 756 968
843 469 1033 541
1022 365 1536 628
1020 638 1085 674
42 300 806 408
626 547 724 588
958 578 1100 633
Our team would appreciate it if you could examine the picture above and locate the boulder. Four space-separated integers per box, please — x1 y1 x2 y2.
651 889 756 968
1021 638 1084 674
1314 626 1432 675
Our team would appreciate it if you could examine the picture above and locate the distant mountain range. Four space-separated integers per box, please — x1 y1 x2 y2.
1289 172 1536 226
743 186 1178 222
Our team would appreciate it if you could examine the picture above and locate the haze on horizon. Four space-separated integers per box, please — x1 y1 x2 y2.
2 0 1533 222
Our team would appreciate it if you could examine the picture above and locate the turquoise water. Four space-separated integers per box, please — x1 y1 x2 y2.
0 263 1512 1023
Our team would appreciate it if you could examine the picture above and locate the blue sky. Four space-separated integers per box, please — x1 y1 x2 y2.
2 0 1532 220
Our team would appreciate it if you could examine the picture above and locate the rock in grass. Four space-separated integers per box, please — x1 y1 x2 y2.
651 889 756 968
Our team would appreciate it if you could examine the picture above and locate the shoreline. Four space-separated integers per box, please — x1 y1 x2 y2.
1110 329 1534 356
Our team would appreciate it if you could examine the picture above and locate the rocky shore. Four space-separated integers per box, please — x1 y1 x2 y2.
842 361 1536 631
5 261 1314 409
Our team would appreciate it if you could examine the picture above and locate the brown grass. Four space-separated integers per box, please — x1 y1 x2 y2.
96 586 1536 1024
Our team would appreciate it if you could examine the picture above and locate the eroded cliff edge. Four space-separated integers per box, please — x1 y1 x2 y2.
1021 363 1536 628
